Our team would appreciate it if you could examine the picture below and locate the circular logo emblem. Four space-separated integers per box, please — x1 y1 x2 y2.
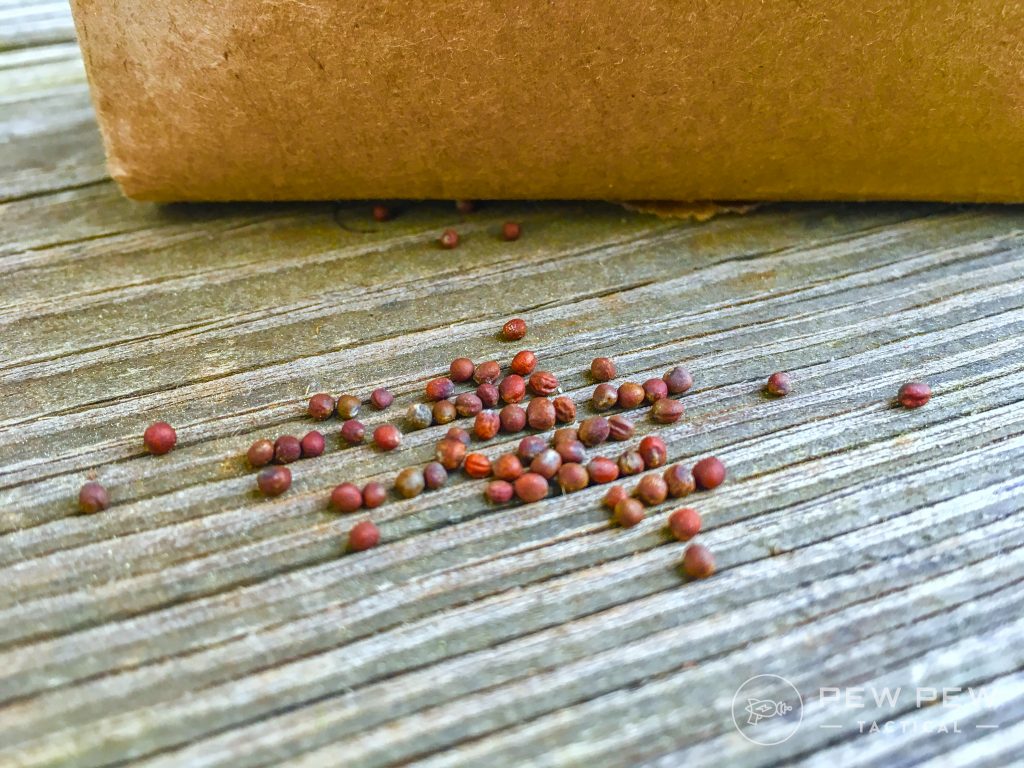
731 674 804 745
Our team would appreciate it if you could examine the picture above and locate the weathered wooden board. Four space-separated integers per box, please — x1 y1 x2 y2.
1 3 1023 766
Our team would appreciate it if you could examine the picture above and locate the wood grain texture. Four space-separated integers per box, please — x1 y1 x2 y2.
1 12 1023 767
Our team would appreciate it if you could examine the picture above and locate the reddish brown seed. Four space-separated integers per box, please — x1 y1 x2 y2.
664 464 696 498
663 366 693 395
638 435 668 469
500 404 527 433
455 199 476 214
433 399 457 425
766 371 792 397
475 411 501 440
372 204 392 222
348 520 380 552
247 439 275 468
340 419 366 445
307 393 335 421
588 456 620 484
603 485 628 509
426 377 456 401
300 430 325 458
898 380 931 408
395 467 426 498
439 228 460 249
274 435 302 464
651 398 685 424
529 371 560 396
510 350 537 376
526 397 556 430
331 482 363 512
406 403 434 430
682 543 716 578
435 438 467 470
447 427 471 445
502 318 527 341
578 416 610 447
363 482 387 509
423 461 448 490
502 221 522 241
486 480 515 504
668 508 702 541
336 395 362 420
370 387 394 410
618 450 645 476
373 424 402 451
557 462 589 492
591 383 618 411
464 453 492 479
553 427 579 445
643 378 669 403
78 482 109 514
143 421 177 455
518 435 548 462
590 357 617 382
552 396 577 424
530 448 562 479
614 498 646 528
455 392 484 417
257 466 292 497
692 456 726 490
617 382 646 409
450 357 475 383
607 414 635 441
474 360 502 384
493 453 525 481
499 375 527 404
635 474 669 506
556 439 586 464
514 473 549 503
476 383 500 408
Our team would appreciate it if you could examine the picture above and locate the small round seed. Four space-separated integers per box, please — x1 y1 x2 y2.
591 383 618 411
668 508 701 541
307 393 336 420
372 204 392 222
664 464 696 498
553 396 577 424
406 403 434 430
578 416 610 447
766 371 792 397
898 380 931 408
529 371 560 396
493 453 525 481
340 419 366 445
526 397 556 430
556 439 587 464
603 485 628 509
618 450 645 476
432 399 457 424
348 520 380 552
464 453 492 479
651 398 684 424
423 461 448 490
336 395 361 420
638 435 668 469
588 456 620 484
476 383 500 408
370 388 394 410
257 466 292 496
499 404 527 433
663 366 693 395
614 498 646 528
274 435 302 464
635 474 668 506
682 544 716 578
518 435 547 462
557 463 589 492
439 228 460 249
425 377 455 401
510 350 537 375
331 482 363 512
143 422 177 455
363 482 387 509
455 392 484 417
474 360 502 384
395 467 425 498
486 480 515 503
475 411 501 440
78 482 109 514
435 438 467 470
247 439 275 468
607 414 635 441
692 456 726 490
499 375 527 404
300 430 325 458
373 424 402 451
502 318 527 341
447 427 471 445
590 357 616 382
450 357 475 383
643 378 669 403
502 221 521 241
530 448 562 479
617 382 646 409
553 427 579 445
514 473 549 503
